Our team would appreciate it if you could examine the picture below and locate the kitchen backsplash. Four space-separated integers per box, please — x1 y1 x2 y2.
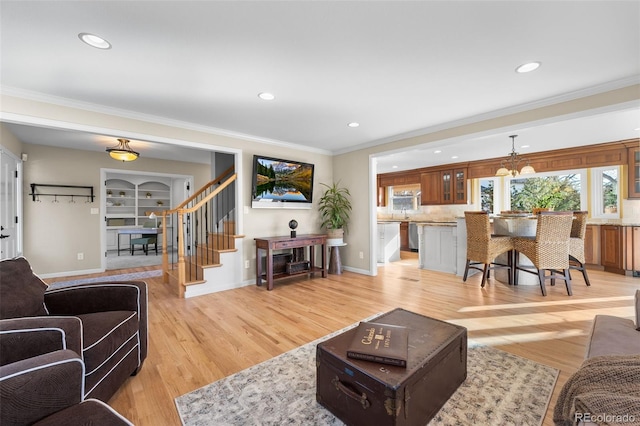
377 204 470 222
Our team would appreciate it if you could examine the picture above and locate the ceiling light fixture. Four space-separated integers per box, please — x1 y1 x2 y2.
258 92 275 101
348 122 360 128
495 135 535 177
78 33 111 49
434 150 442 154
106 138 139 162
515 62 541 73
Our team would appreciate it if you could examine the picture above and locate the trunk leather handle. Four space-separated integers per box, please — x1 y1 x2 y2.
332 376 371 410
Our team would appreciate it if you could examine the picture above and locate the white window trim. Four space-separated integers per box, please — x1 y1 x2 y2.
476 177 501 215
591 165 621 219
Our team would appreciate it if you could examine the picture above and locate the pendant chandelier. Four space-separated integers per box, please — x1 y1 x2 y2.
106 138 139 162
495 135 535 177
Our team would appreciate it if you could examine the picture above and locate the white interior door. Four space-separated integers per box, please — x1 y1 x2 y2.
0 148 21 260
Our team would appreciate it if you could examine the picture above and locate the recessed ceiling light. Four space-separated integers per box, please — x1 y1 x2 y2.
348 122 360 128
392 165 398 169
258 92 275 101
515 62 541 73
434 150 442 154
78 33 111 49
451 155 459 159
521 145 530 148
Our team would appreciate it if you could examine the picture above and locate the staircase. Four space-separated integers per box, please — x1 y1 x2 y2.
161 166 244 298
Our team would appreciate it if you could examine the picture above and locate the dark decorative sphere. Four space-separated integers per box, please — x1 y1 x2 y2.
288 219 298 230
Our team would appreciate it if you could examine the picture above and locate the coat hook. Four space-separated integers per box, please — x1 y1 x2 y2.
53 195 59 203
69 195 76 204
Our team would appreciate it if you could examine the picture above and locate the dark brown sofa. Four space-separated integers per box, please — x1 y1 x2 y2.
0 256 148 403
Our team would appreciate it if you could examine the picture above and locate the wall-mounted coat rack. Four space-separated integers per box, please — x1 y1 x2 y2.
30 183 95 203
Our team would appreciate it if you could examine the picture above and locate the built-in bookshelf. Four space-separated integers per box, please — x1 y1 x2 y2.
105 173 172 250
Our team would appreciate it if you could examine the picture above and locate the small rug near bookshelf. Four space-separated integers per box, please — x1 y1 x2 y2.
176 318 559 426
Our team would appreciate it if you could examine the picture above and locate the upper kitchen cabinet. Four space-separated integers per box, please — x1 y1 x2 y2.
420 168 467 205
420 171 440 205
377 172 421 207
628 146 640 199
454 168 467 204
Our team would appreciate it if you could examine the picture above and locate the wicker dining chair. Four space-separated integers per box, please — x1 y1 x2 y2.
513 211 574 296
463 211 514 287
569 211 591 286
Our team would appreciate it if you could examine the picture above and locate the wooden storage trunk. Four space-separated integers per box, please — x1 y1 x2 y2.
316 308 467 426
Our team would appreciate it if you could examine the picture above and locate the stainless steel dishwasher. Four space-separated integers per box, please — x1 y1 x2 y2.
408 222 419 252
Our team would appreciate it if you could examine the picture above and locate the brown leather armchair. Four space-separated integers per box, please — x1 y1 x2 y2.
0 257 148 403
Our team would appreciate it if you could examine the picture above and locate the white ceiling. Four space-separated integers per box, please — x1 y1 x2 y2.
1 1 639 172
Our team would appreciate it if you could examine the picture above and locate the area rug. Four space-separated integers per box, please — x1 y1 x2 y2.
48 269 162 289
175 319 559 426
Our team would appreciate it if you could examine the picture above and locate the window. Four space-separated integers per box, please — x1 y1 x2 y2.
388 184 421 212
506 170 586 212
592 166 620 218
479 178 498 214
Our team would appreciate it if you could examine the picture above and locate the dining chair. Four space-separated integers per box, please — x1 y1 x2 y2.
513 211 574 296
130 221 158 256
569 211 590 286
463 211 514 287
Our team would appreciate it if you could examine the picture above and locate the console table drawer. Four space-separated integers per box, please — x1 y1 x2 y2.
273 238 325 249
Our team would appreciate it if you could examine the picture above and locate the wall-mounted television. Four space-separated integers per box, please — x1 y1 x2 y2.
251 155 314 209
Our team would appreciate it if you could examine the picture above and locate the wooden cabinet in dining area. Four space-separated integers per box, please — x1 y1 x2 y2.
584 225 600 266
625 226 640 274
600 225 624 274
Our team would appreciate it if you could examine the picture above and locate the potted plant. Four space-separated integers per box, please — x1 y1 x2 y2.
318 181 352 244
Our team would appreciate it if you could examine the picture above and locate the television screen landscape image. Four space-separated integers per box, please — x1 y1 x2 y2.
252 155 314 205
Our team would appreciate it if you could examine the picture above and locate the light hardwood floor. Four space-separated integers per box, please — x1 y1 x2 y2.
46 256 639 426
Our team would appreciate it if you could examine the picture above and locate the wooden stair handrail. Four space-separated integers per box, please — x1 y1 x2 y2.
171 165 235 211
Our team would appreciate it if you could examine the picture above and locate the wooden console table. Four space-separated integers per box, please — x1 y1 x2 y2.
255 234 327 290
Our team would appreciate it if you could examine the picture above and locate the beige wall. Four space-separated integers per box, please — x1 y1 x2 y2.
1 124 22 157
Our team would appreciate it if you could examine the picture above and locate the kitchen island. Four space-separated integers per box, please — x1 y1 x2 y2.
417 222 458 273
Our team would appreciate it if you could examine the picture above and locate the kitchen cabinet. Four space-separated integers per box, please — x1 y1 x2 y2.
420 171 440 205
628 147 640 199
377 177 386 207
584 225 601 266
625 226 640 274
421 168 467 205
400 221 409 251
418 224 457 273
377 222 401 263
454 168 467 203
600 225 624 274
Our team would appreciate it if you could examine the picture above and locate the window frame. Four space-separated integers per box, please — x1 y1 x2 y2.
591 165 621 219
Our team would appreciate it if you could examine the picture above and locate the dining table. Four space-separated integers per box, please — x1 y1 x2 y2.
493 215 539 286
